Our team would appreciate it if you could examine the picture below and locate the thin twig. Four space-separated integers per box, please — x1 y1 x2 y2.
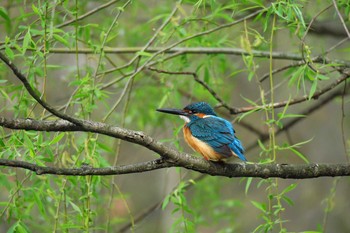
58 0 122 28
0 0 123 46
97 8 266 77
234 70 350 114
0 173 32 218
147 67 233 112
300 4 333 72
93 0 132 78
332 0 350 39
132 0 181 71
245 88 349 151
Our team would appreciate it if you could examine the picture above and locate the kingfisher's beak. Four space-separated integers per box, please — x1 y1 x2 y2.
156 108 188 116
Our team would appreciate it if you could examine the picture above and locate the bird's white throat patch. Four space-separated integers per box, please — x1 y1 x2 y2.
179 115 190 123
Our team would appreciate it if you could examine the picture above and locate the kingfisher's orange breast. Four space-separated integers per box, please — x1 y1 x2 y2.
183 125 223 161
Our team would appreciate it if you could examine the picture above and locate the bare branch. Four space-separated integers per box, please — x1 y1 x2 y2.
245 88 348 151
0 158 171 176
300 3 333 72
11 47 350 67
148 67 350 115
234 70 350 114
147 67 232 112
332 0 350 39
57 0 123 29
108 0 183 75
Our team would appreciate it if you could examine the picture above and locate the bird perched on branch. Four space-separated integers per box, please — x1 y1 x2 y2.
157 102 247 162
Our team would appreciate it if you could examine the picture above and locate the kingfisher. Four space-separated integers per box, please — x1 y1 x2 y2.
157 102 247 162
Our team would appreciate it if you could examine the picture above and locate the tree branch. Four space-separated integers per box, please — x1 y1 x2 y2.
0 158 172 176
234 70 350 114
147 67 233 112
148 67 350 115
9 47 350 67
245 88 348 151
332 0 350 39
1 117 350 179
0 156 349 179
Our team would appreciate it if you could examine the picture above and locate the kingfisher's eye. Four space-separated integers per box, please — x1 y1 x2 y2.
185 109 196 114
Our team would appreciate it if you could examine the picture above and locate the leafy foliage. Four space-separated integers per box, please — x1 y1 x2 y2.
0 0 349 232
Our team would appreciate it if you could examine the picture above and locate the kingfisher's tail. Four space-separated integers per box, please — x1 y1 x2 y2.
230 137 247 162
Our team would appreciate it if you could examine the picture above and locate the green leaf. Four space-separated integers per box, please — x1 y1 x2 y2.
7 221 31 233
6 222 18 233
318 74 329 80
292 5 306 28
97 142 113 153
0 138 5 148
277 113 305 119
251 201 267 212
288 65 305 87
49 133 65 145
290 138 313 148
308 78 318 100
16 222 31 233
281 183 298 195
5 46 14 60
245 177 253 195
241 95 260 106
53 34 70 48
204 67 210 84
23 133 34 150
257 139 267 151
162 194 171 210
32 4 40 15
136 51 152 57
247 71 255 81
289 147 309 163
69 201 83 216
22 29 32 54
281 195 294 206
0 7 11 33
33 191 46 215
0 7 10 21
158 91 170 109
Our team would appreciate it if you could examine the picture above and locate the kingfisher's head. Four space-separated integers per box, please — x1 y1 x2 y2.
156 102 217 123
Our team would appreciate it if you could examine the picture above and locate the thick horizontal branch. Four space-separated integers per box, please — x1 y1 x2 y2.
0 158 172 175
0 157 349 179
1 117 350 179
0 117 186 162
183 162 350 179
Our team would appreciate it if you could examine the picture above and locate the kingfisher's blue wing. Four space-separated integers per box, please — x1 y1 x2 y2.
188 116 246 161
